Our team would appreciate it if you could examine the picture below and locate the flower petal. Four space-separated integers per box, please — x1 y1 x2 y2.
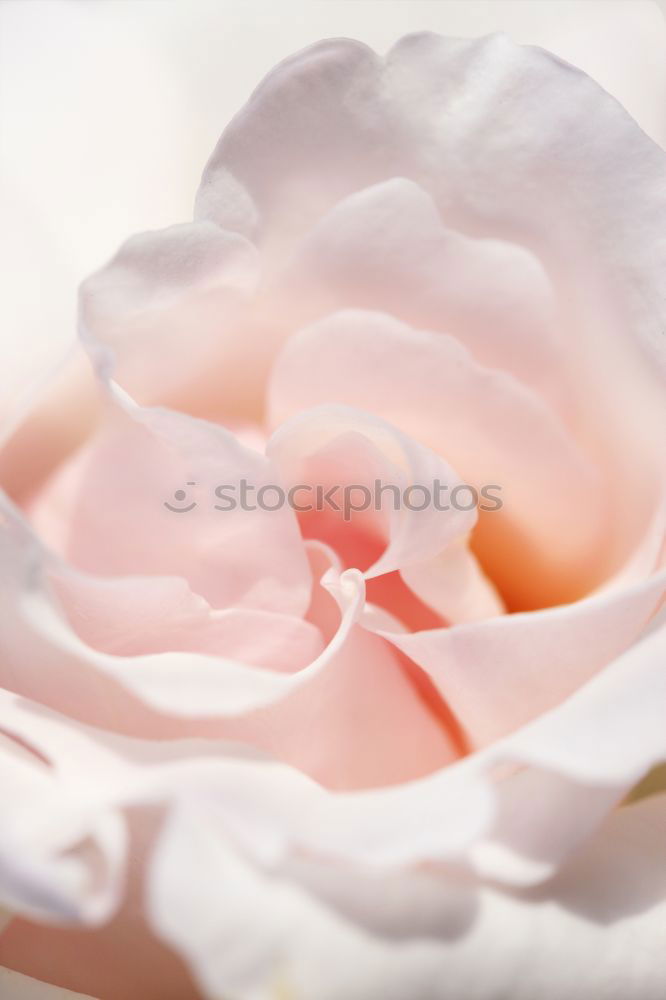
267 403 476 579
195 30 666 386
0 692 126 928
273 177 571 418
195 39 388 250
372 569 666 747
79 221 261 419
148 791 666 1000
269 309 607 609
29 387 311 618
0 499 360 721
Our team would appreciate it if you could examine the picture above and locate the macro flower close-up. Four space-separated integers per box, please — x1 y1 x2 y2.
0 2 665 998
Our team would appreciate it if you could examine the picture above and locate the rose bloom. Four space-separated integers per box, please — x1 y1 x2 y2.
1 19 666 1000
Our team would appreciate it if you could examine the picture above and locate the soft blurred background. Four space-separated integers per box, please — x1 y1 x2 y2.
1 0 665 415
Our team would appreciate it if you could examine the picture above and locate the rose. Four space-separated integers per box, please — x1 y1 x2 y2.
1 23 666 1000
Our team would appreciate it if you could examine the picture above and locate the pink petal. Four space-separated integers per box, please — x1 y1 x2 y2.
269 309 607 609
211 621 460 791
29 390 311 617
79 221 260 418
373 569 666 747
48 570 323 669
272 177 572 420
0 500 360 724
267 404 476 579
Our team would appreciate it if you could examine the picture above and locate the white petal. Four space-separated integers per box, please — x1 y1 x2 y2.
148 792 666 1000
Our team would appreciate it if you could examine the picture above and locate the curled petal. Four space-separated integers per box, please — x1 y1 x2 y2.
267 403 477 579
0 501 360 720
270 309 607 608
